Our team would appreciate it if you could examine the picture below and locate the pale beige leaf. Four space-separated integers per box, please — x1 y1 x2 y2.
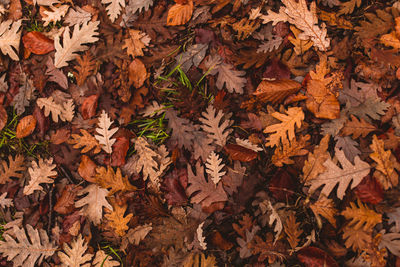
196 222 207 250
0 225 56 267
0 20 22 61
199 104 233 147
0 193 13 208
24 158 57 195
37 97 75 123
75 184 113 226
102 0 125 22
95 110 118 154
54 21 99 68
205 151 226 185
58 234 93 267
42 5 69 26
307 148 370 199
93 250 120 267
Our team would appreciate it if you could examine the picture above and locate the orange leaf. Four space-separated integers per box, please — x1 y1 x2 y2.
129 59 147 88
22 31 54 55
167 0 193 26
16 115 37 139
224 144 258 162
50 129 70 145
54 185 81 214
78 155 97 183
0 105 7 132
253 79 301 104
211 231 234 251
80 95 98 120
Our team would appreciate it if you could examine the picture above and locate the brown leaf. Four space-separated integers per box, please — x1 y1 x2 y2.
95 166 136 195
54 185 82 215
297 247 339 267
340 115 376 139
253 79 301 104
224 144 257 162
284 213 303 250
111 136 129 167
211 231 233 251
50 129 70 145
0 105 7 132
105 203 133 236
78 155 97 183
302 135 330 183
22 32 54 55
354 175 383 205
80 95 98 120
16 115 37 139
8 0 22 20
167 0 193 26
341 199 382 231
129 59 147 88
272 134 310 167
73 51 96 86
309 195 337 228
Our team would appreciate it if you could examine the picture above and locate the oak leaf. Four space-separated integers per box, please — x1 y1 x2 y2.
284 213 303 250
0 20 22 61
182 253 217 267
288 25 313 55
93 250 120 267
58 234 93 267
379 231 400 257
0 154 25 184
272 134 310 167
199 104 233 147
167 0 193 26
165 109 195 150
0 193 13 209
370 135 399 190
205 151 226 185
24 157 57 195
302 135 330 183
68 129 101 154
253 79 301 104
95 110 118 154
102 0 125 22
54 21 99 68
186 161 228 208
338 0 362 15
334 136 361 163
263 106 304 148
342 225 372 252
16 115 36 139
54 184 81 214
307 148 370 199
341 199 382 231
105 204 133 236
340 115 376 139
0 225 57 267
37 97 75 123
122 29 149 58
64 6 92 26
123 223 152 246
75 184 112 226
73 51 96 86
95 166 136 195
309 195 337 227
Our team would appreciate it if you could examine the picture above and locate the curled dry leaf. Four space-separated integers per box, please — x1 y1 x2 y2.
129 58 147 88
22 31 54 55
16 115 36 138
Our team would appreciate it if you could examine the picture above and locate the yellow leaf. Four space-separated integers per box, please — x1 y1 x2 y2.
264 107 304 148
342 225 372 252
122 29 147 58
341 199 382 231
167 0 193 26
68 129 101 154
183 253 217 267
370 135 399 190
288 26 313 55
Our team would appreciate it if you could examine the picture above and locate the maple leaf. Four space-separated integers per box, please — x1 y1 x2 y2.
58 234 93 267
0 154 25 184
93 250 120 267
186 161 228 208
54 21 99 68
24 157 57 195
0 20 22 61
102 0 125 22
284 213 303 250
105 203 133 236
37 97 75 123
272 134 310 167
199 104 233 147
341 115 376 139
95 110 118 154
205 151 226 185
342 225 372 252
75 184 113 226
68 129 102 154
370 135 399 190
264 106 304 148
95 166 136 195
307 148 370 199
167 0 194 26
253 79 301 104
341 199 382 231
302 135 330 183
0 225 57 267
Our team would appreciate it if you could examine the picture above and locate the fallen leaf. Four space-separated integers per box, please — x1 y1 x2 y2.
16 115 36 138
78 155 97 183
129 58 147 88
297 247 339 267
0 105 7 132
22 32 54 55
111 136 129 167
167 0 193 26
80 95 98 120
224 144 258 162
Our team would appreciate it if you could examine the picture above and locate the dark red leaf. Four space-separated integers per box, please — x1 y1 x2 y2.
263 58 290 80
111 136 130 167
268 168 296 201
224 144 257 162
298 247 339 267
354 174 383 204
80 95 98 120
22 31 54 55
0 105 7 132
33 104 49 138
162 168 188 206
